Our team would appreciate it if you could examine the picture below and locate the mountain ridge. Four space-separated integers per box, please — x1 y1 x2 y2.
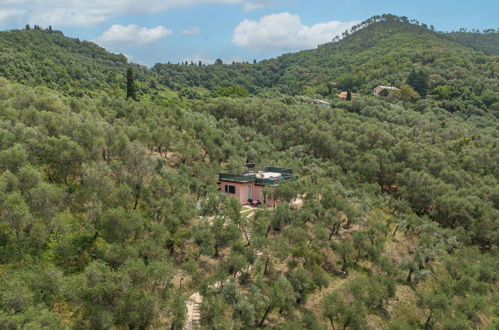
0 14 497 104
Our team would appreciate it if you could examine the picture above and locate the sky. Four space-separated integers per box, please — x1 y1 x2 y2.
0 0 497 66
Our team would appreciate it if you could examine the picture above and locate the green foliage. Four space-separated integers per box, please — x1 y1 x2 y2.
215 85 250 98
0 14 497 329
406 69 429 97
126 66 137 100
445 30 499 55
151 15 498 116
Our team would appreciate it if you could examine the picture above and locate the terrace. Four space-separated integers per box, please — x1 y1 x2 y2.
218 166 297 206
219 167 296 186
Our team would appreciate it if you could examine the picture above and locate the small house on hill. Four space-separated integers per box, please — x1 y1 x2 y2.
219 166 296 207
337 91 359 100
311 99 331 107
373 86 399 96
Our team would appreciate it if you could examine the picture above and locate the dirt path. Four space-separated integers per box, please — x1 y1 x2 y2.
184 292 203 330
183 206 259 329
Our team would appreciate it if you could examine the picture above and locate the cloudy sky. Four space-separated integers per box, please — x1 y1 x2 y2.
0 0 497 66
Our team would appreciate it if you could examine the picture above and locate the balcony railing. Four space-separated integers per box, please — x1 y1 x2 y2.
263 167 293 174
220 167 297 185
219 173 256 182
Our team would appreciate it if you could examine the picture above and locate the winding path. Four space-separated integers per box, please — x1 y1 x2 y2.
183 206 258 329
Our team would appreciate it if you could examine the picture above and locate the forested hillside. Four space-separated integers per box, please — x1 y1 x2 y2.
0 13 497 330
0 77 497 328
3 15 497 108
445 30 499 56
0 27 158 97
152 15 498 114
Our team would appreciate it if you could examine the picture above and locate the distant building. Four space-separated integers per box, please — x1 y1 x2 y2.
310 99 331 107
219 166 296 207
337 91 359 100
373 86 399 96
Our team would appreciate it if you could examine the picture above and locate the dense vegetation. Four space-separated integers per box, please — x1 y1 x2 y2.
445 30 499 56
153 15 498 116
0 28 157 97
3 15 497 111
0 14 497 329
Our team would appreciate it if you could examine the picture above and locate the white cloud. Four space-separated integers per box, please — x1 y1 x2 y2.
0 9 26 25
93 24 172 51
123 53 134 61
181 26 200 35
0 0 273 27
233 12 359 52
243 0 273 11
30 8 108 27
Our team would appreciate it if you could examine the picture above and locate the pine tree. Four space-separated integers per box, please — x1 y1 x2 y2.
126 67 137 100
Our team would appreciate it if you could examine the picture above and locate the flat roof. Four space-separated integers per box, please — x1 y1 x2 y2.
256 172 281 179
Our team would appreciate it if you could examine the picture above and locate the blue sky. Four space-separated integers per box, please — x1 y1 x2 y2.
0 0 497 66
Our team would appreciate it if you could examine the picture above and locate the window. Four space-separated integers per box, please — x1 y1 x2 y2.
225 185 236 194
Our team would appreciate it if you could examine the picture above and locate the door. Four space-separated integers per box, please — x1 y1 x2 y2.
248 184 253 200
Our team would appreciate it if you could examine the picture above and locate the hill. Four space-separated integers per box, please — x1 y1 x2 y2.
445 30 499 56
0 27 158 96
0 76 497 329
153 15 498 115
1 15 497 112
0 14 497 329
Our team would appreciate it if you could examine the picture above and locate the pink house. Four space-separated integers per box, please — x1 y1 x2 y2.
219 167 295 207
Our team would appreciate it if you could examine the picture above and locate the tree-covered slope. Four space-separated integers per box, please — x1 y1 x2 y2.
1 15 497 109
272 16 498 94
445 30 499 56
0 13 497 330
153 15 498 115
0 77 497 329
0 28 157 96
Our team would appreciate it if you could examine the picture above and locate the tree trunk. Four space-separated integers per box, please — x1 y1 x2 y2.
392 224 399 237
258 306 272 327
329 228 335 240
424 312 432 329
329 317 336 330
214 243 219 258
133 185 141 210
265 225 272 238
243 228 250 246
263 256 270 276
406 268 413 283
341 255 349 273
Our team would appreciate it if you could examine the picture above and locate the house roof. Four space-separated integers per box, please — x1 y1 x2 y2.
311 99 331 105
375 86 399 90
219 167 296 186
337 91 359 98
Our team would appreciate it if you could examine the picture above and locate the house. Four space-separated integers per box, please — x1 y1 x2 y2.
311 99 331 107
337 91 359 100
219 166 296 207
373 86 399 96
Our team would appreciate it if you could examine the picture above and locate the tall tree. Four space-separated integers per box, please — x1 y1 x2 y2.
406 70 429 97
126 66 137 100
